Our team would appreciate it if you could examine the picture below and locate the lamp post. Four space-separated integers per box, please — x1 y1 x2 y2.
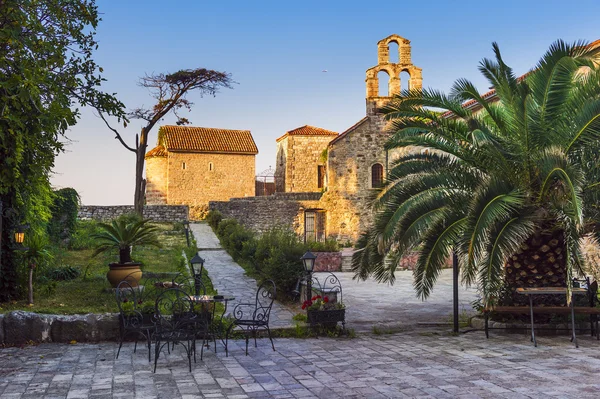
301 251 317 307
190 253 205 295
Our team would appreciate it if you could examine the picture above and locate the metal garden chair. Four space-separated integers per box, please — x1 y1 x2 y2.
225 280 276 356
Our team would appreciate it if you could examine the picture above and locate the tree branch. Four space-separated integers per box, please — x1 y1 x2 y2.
96 111 136 153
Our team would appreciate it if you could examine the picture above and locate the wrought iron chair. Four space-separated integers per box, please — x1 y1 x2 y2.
115 279 157 362
225 280 276 356
153 287 209 372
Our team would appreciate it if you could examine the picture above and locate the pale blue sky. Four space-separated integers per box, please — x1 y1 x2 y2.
50 0 600 204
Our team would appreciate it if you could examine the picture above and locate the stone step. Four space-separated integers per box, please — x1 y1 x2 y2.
341 248 354 272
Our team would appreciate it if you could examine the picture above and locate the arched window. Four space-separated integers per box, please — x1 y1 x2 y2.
388 40 399 63
400 70 411 94
371 163 383 188
377 70 389 97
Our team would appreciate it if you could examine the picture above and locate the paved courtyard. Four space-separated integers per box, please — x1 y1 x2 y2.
1 331 600 398
190 223 479 332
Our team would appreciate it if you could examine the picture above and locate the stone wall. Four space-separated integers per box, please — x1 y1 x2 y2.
210 192 322 236
145 156 167 205
166 152 255 207
276 135 333 193
78 205 189 222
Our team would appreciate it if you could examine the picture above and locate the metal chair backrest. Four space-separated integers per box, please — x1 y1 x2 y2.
154 288 196 332
254 280 276 323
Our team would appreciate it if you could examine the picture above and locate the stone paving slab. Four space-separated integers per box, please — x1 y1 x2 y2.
325 271 479 331
1 332 600 398
191 222 222 250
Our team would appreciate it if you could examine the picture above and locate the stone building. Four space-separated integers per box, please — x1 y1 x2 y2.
145 125 258 218
275 125 338 193
212 34 422 242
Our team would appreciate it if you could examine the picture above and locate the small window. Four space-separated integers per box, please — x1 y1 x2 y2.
182 162 186 170
305 210 326 243
209 162 214 171
317 165 326 189
372 163 383 188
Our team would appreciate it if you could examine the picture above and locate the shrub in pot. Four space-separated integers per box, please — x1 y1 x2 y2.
92 216 161 287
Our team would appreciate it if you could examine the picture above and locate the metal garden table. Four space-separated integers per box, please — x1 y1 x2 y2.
516 287 587 348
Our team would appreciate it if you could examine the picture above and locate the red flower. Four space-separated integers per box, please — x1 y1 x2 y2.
323 296 329 303
311 295 321 301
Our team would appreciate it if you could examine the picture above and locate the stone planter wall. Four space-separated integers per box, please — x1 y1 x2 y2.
0 311 120 345
78 205 188 222
314 252 342 272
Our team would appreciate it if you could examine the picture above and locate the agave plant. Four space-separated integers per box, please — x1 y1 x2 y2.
92 217 161 264
352 40 600 307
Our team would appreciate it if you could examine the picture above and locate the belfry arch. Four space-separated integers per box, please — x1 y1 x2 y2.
366 34 422 100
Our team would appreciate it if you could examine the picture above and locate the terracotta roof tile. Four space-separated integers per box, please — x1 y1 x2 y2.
276 125 338 142
158 125 258 154
145 145 167 159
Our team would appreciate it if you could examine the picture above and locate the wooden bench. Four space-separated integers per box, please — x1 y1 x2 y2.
484 306 600 339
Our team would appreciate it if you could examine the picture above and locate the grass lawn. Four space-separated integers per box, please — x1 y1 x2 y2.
0 222 214 315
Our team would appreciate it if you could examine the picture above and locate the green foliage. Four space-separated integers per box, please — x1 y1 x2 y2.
47 188 80 243
353 40 600 307
91 216 161 264
292 313 308 322
0 0 126 301
44 266 81 282
206 210 223 230
68 220 103 250
307 239 339 252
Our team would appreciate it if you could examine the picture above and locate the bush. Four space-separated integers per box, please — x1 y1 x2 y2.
47 188 80 244
308 239 339 252
45 265 81 281
69 220 102 250
206 210 223 230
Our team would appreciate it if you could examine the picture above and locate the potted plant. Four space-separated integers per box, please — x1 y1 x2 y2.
92 216 161 287
303 295 345 328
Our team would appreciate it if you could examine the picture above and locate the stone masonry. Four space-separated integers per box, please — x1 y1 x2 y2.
210 192 322 236
275 126 338 193
78 205 188 222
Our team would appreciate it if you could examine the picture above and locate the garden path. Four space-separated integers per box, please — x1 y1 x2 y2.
189 223 296 328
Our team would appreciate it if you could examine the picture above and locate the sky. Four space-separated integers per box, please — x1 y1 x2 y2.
50 0 600 205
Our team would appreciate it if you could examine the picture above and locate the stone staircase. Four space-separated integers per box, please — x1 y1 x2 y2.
341 248 354 272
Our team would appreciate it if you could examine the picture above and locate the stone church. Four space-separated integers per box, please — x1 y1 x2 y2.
211 34 421 242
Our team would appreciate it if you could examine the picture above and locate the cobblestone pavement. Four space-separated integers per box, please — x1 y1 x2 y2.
329 272 479 331
189 223 480 331
1 331 600 398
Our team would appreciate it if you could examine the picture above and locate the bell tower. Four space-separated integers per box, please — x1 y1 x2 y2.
365 35 422 116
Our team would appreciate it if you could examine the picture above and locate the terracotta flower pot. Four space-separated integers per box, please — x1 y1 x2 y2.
107 262 142 288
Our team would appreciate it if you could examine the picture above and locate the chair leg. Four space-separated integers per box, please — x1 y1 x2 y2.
116 330 126 360
265 325 275 351
253 328 257 348
187 342 192 372
153 340 160 373
134 339 138 354
245 330 249 356
225 324 235 357
146 331 152 363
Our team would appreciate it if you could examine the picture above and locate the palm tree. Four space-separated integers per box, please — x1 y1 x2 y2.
92 217 161 264
21 234 53 305
352 40 600 307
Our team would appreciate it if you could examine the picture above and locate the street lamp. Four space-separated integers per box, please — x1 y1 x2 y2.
190 253 205 295
14 225 27 245
301 251 317 306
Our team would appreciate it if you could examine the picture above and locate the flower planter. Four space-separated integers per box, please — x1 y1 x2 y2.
307 309 345 327
107 263 142 288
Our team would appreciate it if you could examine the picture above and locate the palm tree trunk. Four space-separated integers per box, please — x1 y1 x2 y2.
504 230 566 306
28 264 34 305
